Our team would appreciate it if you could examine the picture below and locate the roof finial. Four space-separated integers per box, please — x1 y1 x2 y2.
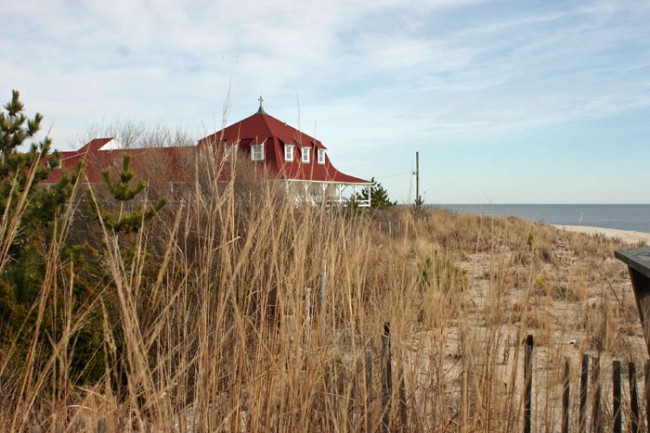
257 95 266 114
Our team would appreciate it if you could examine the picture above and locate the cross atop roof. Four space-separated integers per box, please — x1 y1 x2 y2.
257 95 266 114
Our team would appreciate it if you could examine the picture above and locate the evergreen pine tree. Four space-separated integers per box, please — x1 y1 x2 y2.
1 90 61 251
97 154 167 233
0 90 82 362
360 177 396 209
0 90 81 301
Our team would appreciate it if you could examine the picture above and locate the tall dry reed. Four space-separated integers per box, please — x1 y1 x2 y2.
0 154 645 432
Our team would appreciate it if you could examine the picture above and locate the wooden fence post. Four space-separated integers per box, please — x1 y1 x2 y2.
562 358 570 433
398 366 408 431
592 357 602 433
613 360 622 433
381 323 392 432
524 335 534 433
579 354 589 433
365 347 373 433
629 362 640 433
97 418 106 433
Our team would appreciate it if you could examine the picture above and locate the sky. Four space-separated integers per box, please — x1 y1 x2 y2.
1 0 650 204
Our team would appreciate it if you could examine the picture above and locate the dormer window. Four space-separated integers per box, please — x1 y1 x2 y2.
285 144 294 162
317 148 325 165
301 147 310 163
251 143 264 161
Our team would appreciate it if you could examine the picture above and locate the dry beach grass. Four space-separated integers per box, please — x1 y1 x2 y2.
0 161 647 432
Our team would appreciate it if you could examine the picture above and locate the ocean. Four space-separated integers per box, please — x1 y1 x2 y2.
432 204 650 234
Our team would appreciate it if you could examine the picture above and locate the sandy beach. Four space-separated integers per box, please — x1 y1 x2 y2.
554 224 650 245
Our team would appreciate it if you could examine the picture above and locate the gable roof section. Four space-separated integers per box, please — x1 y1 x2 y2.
200 111 327 150
199 111 368 184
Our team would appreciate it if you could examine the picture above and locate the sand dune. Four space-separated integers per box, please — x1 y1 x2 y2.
554 224 650 245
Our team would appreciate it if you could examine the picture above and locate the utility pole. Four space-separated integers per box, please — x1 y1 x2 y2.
415 151 419 204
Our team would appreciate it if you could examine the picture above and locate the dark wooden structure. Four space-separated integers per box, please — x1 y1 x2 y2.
615 246 650 357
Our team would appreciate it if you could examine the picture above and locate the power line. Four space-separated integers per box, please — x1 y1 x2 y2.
376 171 412 180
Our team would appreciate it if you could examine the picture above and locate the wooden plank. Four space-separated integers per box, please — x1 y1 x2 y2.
592 357 602 433
613 360 621 433
365 347 373 433
615 247 650 357
524 335 534 433
562 358 570 433
615 247 650 279
629 362 640 433
579 355 589 433
399 366 407 431
381 324 392 433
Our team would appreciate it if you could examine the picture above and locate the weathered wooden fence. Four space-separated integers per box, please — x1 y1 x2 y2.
328 329 649 433
521 335 648 433
73 329 650 433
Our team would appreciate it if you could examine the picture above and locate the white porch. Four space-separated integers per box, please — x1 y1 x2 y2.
282 180 371 207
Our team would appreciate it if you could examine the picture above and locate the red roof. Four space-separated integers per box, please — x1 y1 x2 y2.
45 108 369 186
199 109 369 184
46 139 195 185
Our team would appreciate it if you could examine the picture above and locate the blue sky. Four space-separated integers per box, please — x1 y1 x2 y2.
1 0 649 203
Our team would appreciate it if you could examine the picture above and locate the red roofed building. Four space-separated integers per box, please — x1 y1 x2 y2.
199 100 371 205
46 101 371 206
47 138 195 186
